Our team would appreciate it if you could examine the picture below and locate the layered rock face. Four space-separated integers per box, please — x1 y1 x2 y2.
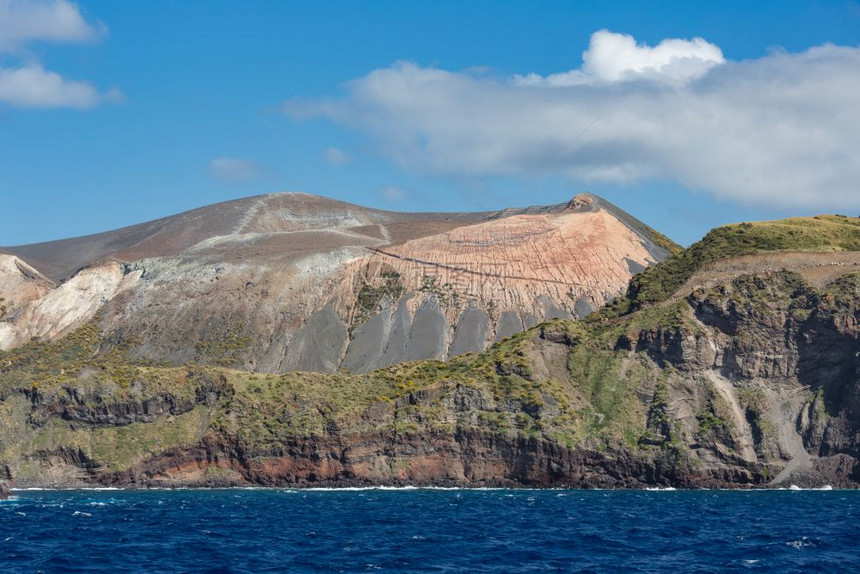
0 192 669 373
628 265 860 487
1 254 859 489
6 202 856 490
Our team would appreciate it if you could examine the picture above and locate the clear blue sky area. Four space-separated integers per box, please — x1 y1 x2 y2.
2 1 859 246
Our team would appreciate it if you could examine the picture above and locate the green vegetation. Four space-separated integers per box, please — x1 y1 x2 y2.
737 387 775 443
712 271 812 320
737 387 766 416
599 215 860 317
647 229 684 258
194 325 251 367
417 275 461 309
825 272 860 312
351 268 404 333
568 344 643 440
696 391 732 436
0 319 580 468
0 309 665 478
641 381 672 444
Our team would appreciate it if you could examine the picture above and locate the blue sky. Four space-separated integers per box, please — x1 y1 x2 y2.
1 1 859 246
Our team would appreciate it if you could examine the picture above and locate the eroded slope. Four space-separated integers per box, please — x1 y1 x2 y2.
0 193 670 373
1 260 859 489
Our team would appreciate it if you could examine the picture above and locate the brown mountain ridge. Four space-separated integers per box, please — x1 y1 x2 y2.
0 192 674 373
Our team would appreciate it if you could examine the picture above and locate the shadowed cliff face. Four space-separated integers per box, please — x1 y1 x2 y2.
0 192 672 373
1 264 858 489
633 270 860 487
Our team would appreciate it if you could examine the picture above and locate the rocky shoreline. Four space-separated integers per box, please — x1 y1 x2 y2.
2 216 860 493
6 428 856 492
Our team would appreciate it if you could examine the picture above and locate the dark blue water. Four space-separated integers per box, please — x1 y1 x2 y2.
1 488 858 573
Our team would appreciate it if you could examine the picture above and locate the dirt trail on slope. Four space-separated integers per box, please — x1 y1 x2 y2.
676 252 860 300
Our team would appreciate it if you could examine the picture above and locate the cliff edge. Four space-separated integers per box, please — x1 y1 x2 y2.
0 215 858 488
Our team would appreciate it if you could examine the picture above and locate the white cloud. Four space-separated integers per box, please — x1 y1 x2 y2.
0 64 120 108
281 31 860 211
323 147 353 165
516 30 724 87
0 1 116 109
0 0 105 52
379 185 410 203
209 157 263 184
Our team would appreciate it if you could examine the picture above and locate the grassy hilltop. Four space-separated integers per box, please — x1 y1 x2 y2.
605 214 860 314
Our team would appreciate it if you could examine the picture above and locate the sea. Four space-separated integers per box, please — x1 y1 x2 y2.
1 488 857 572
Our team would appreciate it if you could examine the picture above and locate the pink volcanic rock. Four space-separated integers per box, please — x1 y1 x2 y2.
0 193 671 371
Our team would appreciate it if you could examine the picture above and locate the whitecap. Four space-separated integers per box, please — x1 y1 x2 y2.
786 484 834 491
11 486 124 492
301 486 416 492
786 537 816 549
301 485 477 492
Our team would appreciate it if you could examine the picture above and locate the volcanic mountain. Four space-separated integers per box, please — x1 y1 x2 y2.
0 192 674 372
2 211 860 490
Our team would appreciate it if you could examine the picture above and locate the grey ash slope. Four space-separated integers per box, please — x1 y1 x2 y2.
0 192 673 373
1 193 493 282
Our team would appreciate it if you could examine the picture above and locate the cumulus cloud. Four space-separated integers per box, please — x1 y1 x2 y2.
209 157 263 184
0 64 121 108
0 1 117 109
323 147 353 165
281 30 860 211
0 0 106 52
517 30 724 86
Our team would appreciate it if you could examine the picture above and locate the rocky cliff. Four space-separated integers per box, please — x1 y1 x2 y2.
1 215 859 489
0 193 672 373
